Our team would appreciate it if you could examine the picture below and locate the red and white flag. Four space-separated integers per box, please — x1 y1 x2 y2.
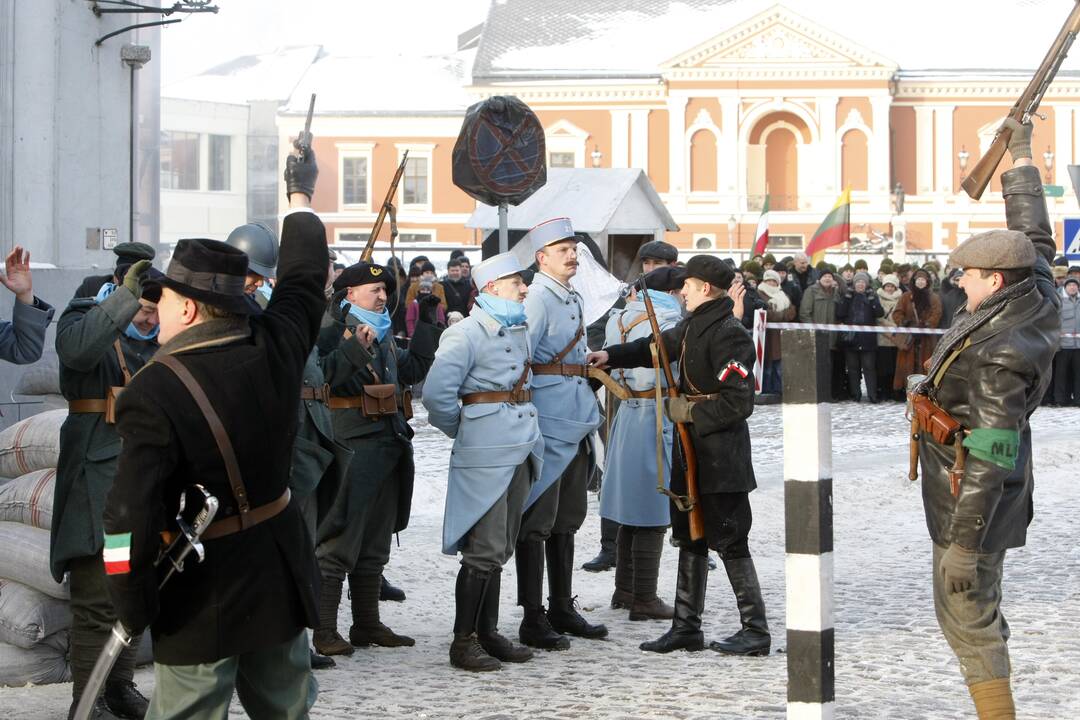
752 196 769 256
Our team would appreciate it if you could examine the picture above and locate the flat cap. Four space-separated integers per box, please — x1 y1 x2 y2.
637 240 678 263
685 255 733 290
333 261 397 294
949 229 1036 271
113 242 155 264
640 265 687 293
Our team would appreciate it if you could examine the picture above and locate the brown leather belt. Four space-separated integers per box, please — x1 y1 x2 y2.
461 390 533 405
201 488 292 541
625 389 657 399
300 384 331 404
69 399 109 413
327 396 395 410
686 393 721 402
532 363 588 378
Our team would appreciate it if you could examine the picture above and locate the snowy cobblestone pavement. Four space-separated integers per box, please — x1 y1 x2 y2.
3 402 1078 719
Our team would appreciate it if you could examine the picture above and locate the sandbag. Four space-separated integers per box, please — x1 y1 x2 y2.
0 522 69 600
12 355 60 397
0 578 71 649
0 409 66 478
0 469 56 530
0 631 71 686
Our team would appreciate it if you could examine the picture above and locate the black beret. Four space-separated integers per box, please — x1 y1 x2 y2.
640 265 687 293
113 242 155 264
333 261 397 294
685 255 734 290
637 240 678 263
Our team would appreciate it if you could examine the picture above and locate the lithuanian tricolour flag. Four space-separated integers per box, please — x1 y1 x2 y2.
805 188 851 266
104 532 132 575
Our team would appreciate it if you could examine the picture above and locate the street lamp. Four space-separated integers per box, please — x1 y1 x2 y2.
591 145 603 168
957 146 970 182
1043 146 1055 183
727 215 737 253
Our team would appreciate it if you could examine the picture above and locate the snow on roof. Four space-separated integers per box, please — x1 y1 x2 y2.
164 45 322 104
472 0 1071 80
281 51 475 116
466 168 679 234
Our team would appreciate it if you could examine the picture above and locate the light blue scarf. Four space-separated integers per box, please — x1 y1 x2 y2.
475 292 527 327
256 283 273 303
95 282 160 341
340 300 392 342
643 289 681 314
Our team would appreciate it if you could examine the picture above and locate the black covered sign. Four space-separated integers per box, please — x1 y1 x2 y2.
452 96 547 206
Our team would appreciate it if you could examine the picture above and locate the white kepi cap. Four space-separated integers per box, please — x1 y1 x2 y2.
473 252 524 291
526 217 575 254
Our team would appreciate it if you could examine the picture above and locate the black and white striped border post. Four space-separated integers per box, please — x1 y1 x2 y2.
781 329 834 719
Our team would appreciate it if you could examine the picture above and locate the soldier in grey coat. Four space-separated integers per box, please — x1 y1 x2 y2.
423 252 541 672
516 218 606 650
0 246 54 365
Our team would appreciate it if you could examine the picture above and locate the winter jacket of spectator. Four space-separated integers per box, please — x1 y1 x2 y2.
791 266 818 292
757 283 795 363
835 289 885 351
737 283 768 331
781 278 803 309
405 298 446 336
891 283 942 389
876 285 903 348
919 164 1058 553
405 278 447 308
798 281 839 348
1060 291 1080 350
939 276 967 329
441 276 475 316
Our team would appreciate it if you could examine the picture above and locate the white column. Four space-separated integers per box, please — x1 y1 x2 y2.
1055 106 1074 187
630 109 650 173
719 96 740 203
817 96 839 200
914 106 935 195
870 96 893 197
934 105 955 194
668 96 688 198
610 110 630 168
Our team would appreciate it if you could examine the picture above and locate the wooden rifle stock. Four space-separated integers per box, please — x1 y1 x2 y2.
639 279 705 542
361 150 410 263
962 1 1080 199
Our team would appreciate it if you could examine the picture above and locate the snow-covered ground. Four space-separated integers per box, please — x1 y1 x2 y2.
3 401 1078 719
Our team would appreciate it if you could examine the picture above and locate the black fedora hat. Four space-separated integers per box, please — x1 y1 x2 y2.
159 239 255 315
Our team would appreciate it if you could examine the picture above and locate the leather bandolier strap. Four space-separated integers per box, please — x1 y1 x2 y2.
299 384 332 404
461 363 532 405
156 354 290 541
68 340 132 423
531 323 585 377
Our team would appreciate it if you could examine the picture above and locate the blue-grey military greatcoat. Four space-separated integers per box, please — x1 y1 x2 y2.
522 272 601 509
422 306 543 554
598 298 681 528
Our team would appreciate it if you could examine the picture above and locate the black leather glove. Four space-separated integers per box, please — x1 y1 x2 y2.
418 293 441 325
285 147 318 199
1003 118 1033 162
122 259 152 297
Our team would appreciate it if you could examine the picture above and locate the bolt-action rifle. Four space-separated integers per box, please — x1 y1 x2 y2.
962 1 1080 199
360 150 410 263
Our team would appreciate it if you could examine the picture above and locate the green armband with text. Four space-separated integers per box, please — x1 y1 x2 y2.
963 428 1020 471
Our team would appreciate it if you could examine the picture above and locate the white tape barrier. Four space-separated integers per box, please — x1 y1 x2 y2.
764 322 1079 338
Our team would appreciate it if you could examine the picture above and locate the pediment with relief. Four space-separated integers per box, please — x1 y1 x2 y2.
664 5 897 77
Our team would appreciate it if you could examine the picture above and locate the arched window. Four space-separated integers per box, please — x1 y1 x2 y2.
764 127 798 210
841 129 869 191
690 129 717 193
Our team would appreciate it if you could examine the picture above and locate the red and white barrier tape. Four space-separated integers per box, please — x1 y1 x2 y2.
764 322 1079 338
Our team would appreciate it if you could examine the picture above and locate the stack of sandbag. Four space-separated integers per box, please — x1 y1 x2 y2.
11 354 67 414
0 412 72 686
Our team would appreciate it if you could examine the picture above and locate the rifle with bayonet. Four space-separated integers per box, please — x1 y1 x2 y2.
73 485 219 720
638 276 705 542
360 150 410 263
961 0 1080 199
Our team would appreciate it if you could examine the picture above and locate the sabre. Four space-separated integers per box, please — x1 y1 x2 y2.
72 485 219 720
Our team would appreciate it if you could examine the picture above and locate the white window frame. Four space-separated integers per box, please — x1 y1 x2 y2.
395 143 435 212
334 228 373 244
545 119 589 169
337 142 375 211
396 228 437 243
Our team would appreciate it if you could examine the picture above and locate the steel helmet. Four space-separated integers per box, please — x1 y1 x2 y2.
225 222 278 279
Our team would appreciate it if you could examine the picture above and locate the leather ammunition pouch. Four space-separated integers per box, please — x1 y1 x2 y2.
911 393 962 446
361 384 398 418
400 387 414 421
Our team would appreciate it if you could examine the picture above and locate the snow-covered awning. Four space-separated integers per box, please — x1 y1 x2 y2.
465 168 678 235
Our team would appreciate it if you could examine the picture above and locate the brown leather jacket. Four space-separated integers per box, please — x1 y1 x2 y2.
919 165 1059 553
